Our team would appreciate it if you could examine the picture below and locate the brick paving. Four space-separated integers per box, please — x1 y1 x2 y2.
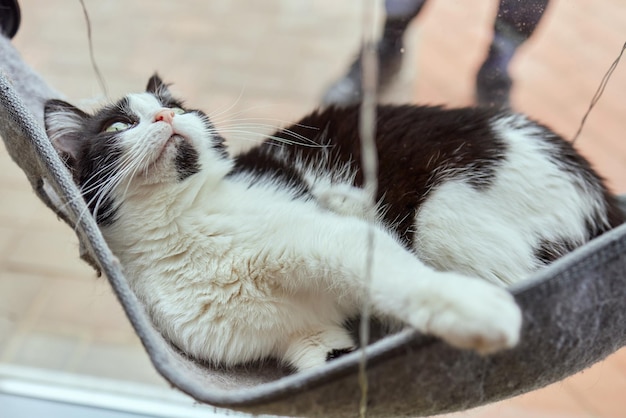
1 0 626 416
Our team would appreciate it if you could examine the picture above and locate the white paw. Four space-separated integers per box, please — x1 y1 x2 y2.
316 184 375 219
407 273 522 354
283 326 355 371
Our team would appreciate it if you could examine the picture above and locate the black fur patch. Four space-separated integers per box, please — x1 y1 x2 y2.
45 97 137 226
73 97 142 225
78 139 123 226
228 145 310 199
326 347 355 361
534 238 580 266
262 105 508 247
175 140 201 181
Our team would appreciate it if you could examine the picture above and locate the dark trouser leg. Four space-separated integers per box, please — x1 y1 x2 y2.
476 0 549 107
322 0 427 106
0 0 21 38
378 0 427 85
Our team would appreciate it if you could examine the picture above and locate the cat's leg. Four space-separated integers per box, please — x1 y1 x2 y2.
274 214 522 356
282 325 355 371
362 247 521 354
387 270 521 353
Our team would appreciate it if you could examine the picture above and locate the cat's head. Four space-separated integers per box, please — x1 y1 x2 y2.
44 74 229 225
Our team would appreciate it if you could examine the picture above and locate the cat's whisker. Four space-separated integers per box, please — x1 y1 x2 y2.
210 115 322 144
207 105 289 127
79 157 120 191
219 122 320 147
79 159 128 204
218 128 328 149
207 109 329 149
210 115 305 129
55 158 121 219
208 112 311 136
77 150 145 224
118 148 153 202
106 150 144 188
205 85 247 122
88 171 125 221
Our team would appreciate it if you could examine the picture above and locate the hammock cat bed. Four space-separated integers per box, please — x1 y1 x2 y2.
1 70 626 417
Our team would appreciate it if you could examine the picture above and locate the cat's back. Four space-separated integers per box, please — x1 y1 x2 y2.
266 104 623 284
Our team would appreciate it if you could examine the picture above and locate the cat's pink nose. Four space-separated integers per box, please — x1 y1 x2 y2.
155 109 175 124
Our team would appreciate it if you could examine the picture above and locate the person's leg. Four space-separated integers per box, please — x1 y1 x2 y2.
322 0 427 106
0 0 20 39
476 0 549 107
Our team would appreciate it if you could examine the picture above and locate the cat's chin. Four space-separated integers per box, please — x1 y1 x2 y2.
155 133 186 162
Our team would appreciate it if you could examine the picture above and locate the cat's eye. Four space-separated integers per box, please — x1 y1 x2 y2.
104 121 133 133
172 107 185 115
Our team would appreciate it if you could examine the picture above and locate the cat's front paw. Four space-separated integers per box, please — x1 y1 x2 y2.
283 326 355 371
408 273 522 354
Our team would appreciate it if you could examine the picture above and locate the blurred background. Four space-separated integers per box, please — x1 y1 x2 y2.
1 0 626 417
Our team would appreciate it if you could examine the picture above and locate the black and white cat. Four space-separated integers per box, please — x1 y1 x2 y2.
43 75 623 372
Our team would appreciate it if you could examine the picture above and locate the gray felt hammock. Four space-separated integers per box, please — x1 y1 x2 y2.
2 68 626 417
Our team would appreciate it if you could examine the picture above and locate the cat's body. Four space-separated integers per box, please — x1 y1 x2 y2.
44 75 622 372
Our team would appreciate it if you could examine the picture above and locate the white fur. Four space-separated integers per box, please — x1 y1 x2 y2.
91 93 522 371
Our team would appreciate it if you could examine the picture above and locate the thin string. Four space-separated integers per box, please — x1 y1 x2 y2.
572 41 625 143
358 1 381 417
78 0 108 98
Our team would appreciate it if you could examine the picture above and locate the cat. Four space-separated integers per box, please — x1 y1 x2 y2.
43 74 623 372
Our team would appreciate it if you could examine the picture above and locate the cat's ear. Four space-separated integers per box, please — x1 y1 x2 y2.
146 73 173 99
44 99 89 170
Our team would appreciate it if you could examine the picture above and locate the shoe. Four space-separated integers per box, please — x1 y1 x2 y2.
322 37 404 107
0 0 21 39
